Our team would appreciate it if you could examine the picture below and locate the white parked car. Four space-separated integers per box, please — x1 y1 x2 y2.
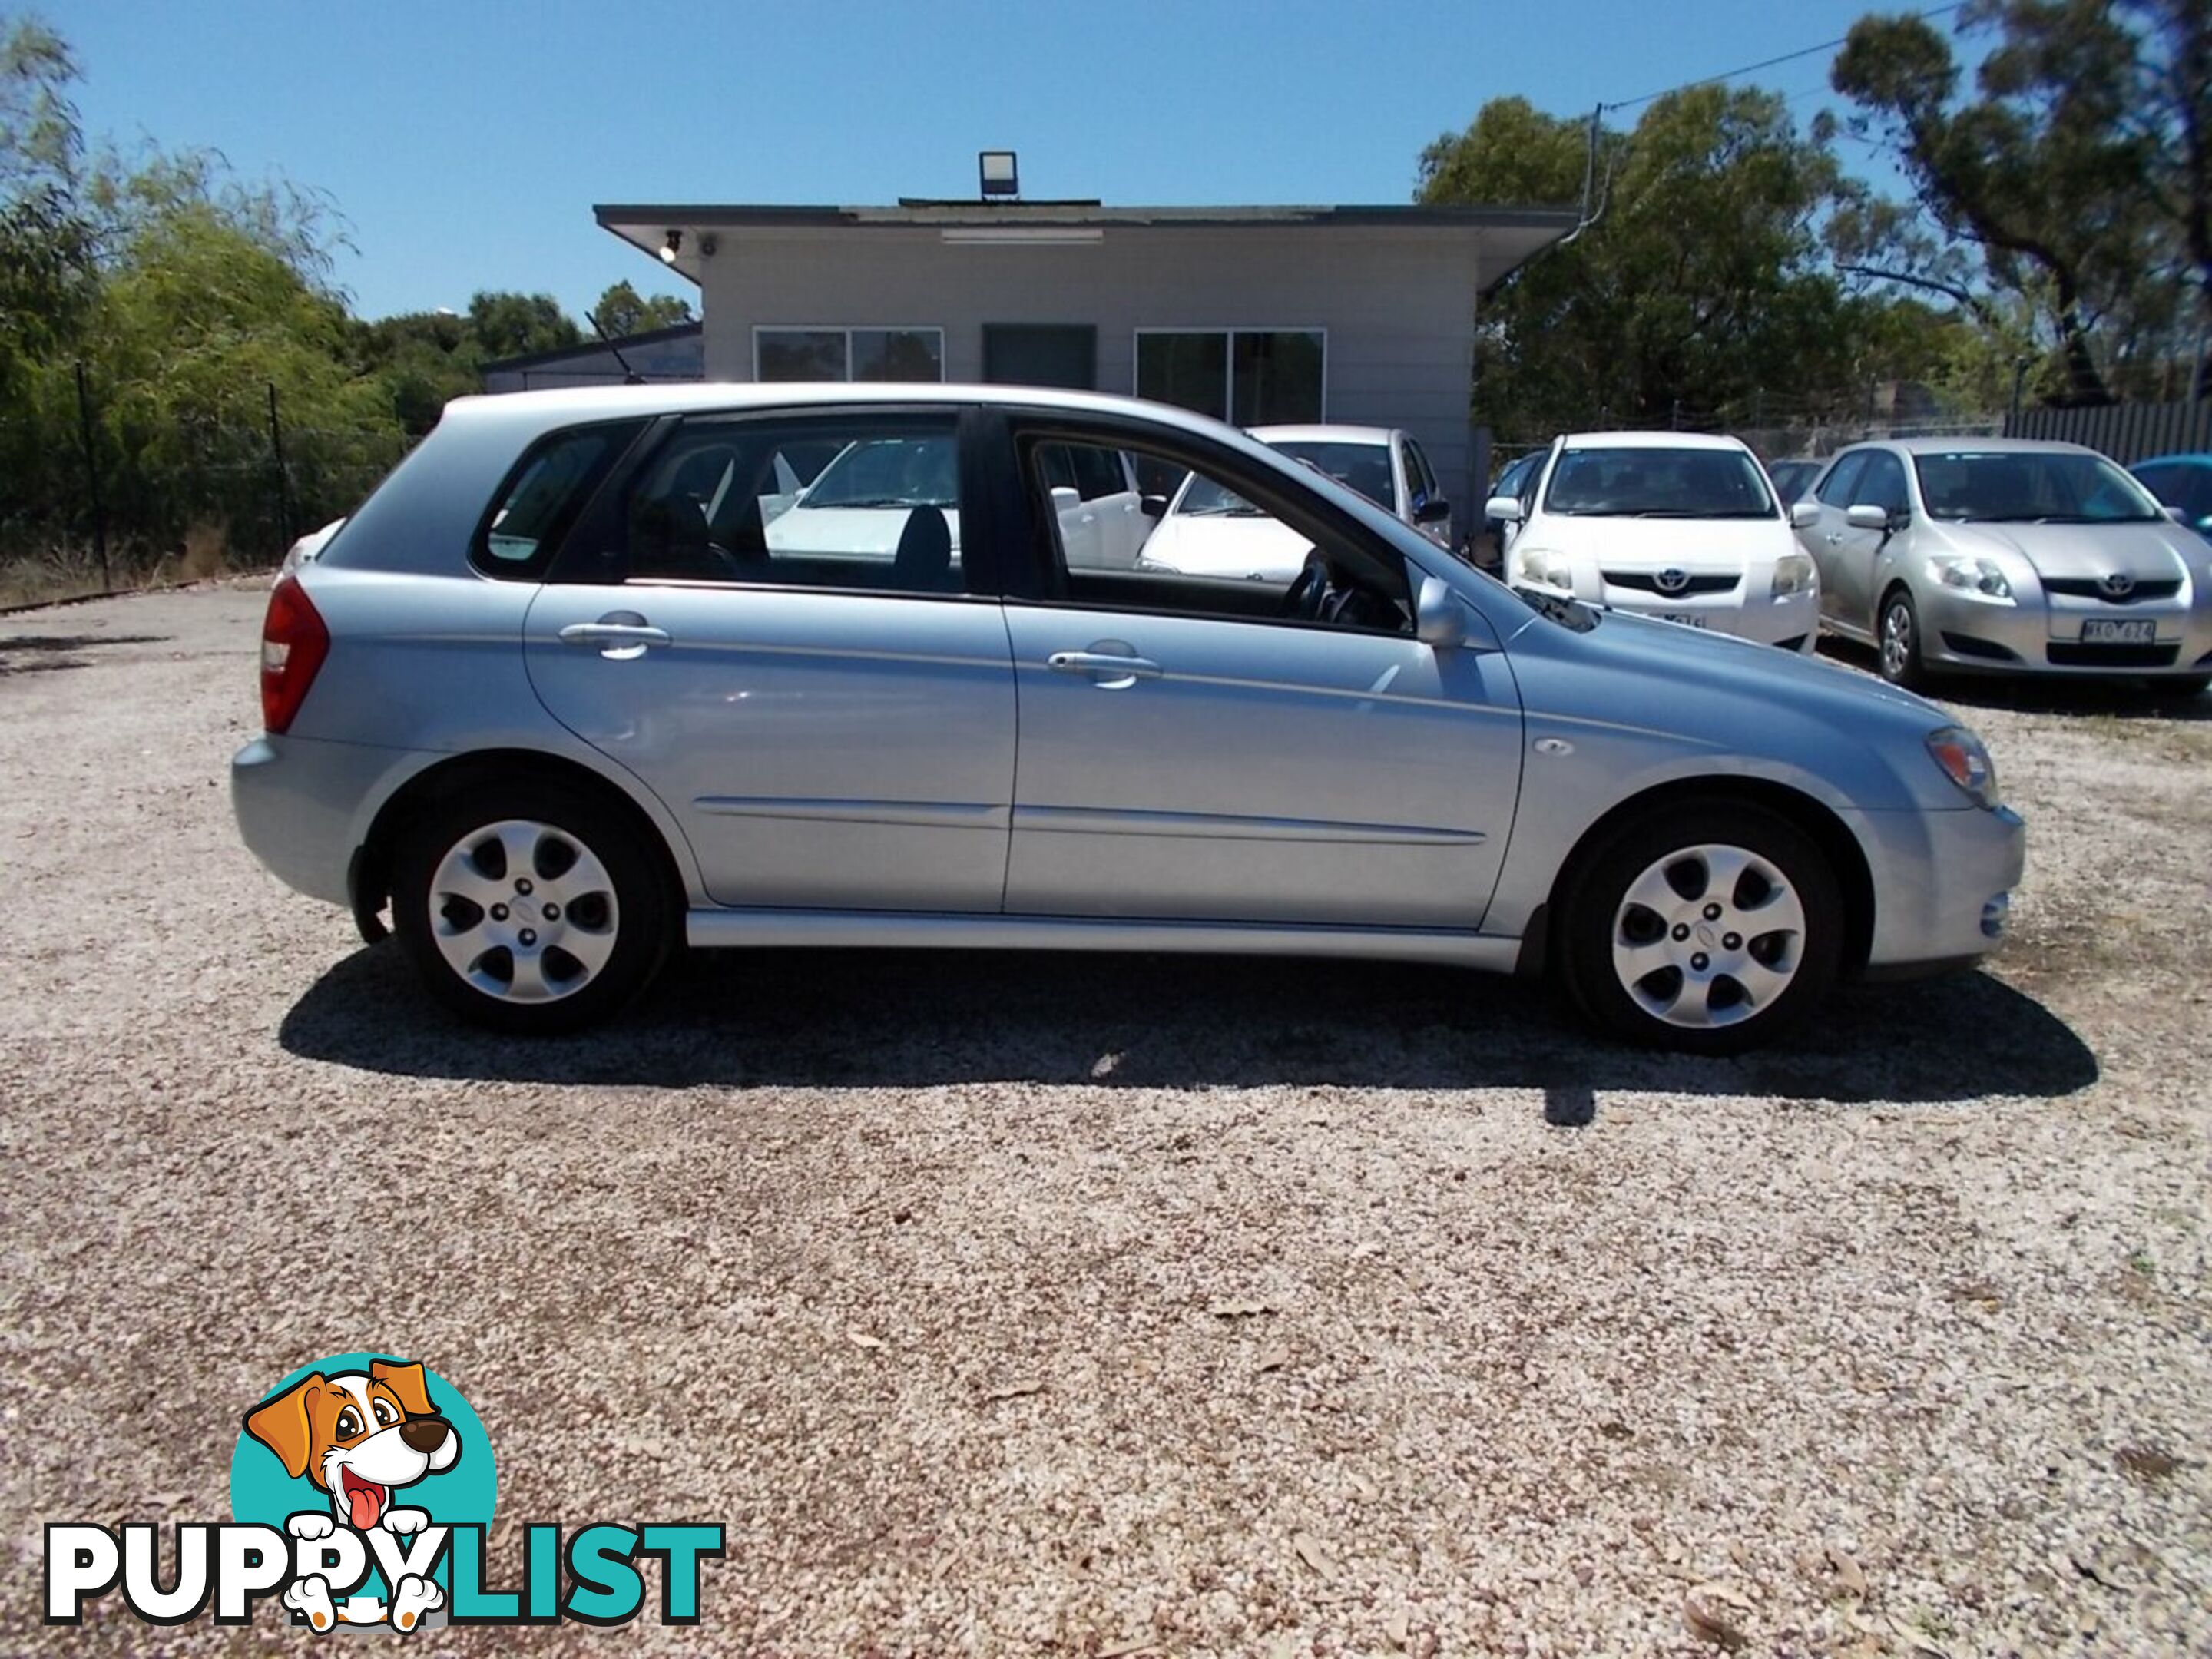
1139 424 1453 578
1490 432 1820 652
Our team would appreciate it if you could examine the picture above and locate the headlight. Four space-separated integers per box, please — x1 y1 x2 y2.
1770 551 1816 598
1929 554 2014 601
1926 724 1998 807
1513 548 1576 591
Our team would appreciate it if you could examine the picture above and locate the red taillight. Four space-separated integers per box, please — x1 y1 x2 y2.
260 572 329 734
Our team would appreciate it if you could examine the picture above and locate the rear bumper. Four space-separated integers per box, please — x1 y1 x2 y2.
230 734 419 908
1853 802 2027 970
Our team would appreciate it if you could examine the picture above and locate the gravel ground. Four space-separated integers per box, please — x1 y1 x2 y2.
2 586 2207 1657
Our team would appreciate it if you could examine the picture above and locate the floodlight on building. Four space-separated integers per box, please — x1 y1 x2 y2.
659 230 683 264
979 151 1018 199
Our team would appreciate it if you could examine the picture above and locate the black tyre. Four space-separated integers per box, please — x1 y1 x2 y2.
1876 585 1929 691
391 781 674 1034
1559 803 1845 1055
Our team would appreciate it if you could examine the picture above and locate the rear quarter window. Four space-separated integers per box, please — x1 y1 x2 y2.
472 421 646 579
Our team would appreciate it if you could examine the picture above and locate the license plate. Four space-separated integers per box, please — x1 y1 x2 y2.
1651 611 1709 629
2080 618 2157 644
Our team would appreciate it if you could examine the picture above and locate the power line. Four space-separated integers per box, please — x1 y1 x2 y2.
1600 2 1967 114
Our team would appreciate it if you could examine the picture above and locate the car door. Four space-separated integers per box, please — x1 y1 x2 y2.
992 420 1524 929
522 406 1018 912
1803 451 1869 626
1831 449 1909 626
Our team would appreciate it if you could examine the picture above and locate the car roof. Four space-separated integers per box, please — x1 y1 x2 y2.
2132 452 2212 468
435 381 1257 448
1249 424 1395 445
1851 435 2108 457
1557 430 1750 452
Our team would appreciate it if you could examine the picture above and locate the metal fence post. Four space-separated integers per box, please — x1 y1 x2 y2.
266 382 293 551
74 361 111 592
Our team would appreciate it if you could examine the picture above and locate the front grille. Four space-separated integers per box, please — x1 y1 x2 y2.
1602 571 1738 596
2045 641 2179 667
1941 631 2018 661
2041 576 2181 604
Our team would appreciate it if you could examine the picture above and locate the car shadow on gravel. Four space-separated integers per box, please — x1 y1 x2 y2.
1818 639 2212 720
0 633 171 675
279 942 2098 1110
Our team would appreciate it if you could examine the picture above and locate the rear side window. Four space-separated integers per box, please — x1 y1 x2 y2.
473 422 642 578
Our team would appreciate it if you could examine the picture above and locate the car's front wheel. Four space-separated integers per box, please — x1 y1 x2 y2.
1561 803 1844 1054
391 783 672 1033
1877 585 1929 690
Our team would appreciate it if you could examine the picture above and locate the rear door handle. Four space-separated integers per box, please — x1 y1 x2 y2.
1048 649 1162 687
559 617 670 657
1823 533 1844 545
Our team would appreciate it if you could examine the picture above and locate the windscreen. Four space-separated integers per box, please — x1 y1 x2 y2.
1269 440 1395 508
1543 446 1778 518
798 436 959 508
1912 450 2164 524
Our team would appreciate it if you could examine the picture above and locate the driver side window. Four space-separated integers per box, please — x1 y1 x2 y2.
1018 432 1411 635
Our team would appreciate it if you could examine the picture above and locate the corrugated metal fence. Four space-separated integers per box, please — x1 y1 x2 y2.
2005 399 2212 463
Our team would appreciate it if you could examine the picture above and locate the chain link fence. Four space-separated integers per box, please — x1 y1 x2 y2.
0 369 415 608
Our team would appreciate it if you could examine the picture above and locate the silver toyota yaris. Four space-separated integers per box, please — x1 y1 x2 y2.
1791 437 2212 694
233 385 2025 1054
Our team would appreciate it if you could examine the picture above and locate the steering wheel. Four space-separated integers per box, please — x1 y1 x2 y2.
1282 555 1335 621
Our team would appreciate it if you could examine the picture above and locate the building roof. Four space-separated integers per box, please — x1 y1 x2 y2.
595 200 1582 293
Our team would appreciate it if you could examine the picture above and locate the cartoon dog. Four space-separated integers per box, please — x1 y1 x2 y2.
243 1358 459 1631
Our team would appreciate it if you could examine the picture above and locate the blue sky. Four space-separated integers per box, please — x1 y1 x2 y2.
48 0 1949 323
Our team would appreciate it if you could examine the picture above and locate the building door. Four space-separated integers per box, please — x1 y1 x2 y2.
982 325 1097 390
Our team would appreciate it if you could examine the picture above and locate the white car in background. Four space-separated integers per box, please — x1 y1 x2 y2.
1491 431 1819 652
1138 423 1453 578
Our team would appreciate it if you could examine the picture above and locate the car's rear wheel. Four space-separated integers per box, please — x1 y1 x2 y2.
1561 803 1843 1054
392 783 672 1033
1877 585 1929 690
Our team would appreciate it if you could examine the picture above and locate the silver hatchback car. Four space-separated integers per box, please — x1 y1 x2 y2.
1792 438 2212 693
233 385 2025 1053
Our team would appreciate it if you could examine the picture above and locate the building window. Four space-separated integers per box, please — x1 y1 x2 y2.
1135 329 1324 424
755 327 944 383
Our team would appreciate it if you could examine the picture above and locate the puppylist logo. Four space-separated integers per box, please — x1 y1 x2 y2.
45 1352 724 1631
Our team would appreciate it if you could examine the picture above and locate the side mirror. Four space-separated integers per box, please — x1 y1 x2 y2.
1140 493 1169 520
1485 495 1525 523
1790 500 1822 530
2165 504 2189 525
1846 502 1892 531
1415 575 1465 648
1413 496 1452 526
1048 485 1081 516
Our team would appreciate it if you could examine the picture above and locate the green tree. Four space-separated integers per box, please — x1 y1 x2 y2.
1829 0 2207 404
465 290 580 360
1420 88 1942 441
591 279 693 338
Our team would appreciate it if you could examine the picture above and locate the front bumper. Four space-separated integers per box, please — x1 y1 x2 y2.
1917 582 2212 677
231 734 417 909
1853 800 2028 972
1600 582 1820 652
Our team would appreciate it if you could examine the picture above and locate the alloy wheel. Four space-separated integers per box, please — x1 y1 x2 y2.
426 819 619 1004
1609 842 1807 1030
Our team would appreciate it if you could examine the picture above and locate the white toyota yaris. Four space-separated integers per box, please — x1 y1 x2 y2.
1491 431 1820 651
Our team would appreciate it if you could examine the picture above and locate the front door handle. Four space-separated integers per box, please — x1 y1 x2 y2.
1048 648 1162 687
559 614 670 659
1823 532 1844 545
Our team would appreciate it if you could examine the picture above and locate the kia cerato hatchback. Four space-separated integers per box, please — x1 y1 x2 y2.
233 385 2025 1053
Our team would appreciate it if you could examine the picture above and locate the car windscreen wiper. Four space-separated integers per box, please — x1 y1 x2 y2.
1512 585 1599 632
